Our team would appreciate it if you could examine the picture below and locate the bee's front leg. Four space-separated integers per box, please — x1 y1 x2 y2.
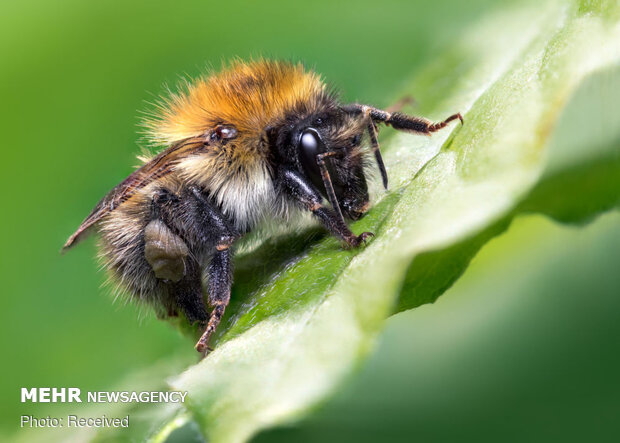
278 168 373 248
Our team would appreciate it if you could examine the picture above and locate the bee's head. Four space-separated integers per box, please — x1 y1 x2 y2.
280 108 370 220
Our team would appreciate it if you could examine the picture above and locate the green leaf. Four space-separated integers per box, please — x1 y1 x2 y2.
253 212 620 442
518 64 620 222
165 2 620 442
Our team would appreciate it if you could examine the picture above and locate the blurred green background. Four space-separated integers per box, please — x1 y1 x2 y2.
2 0 618 441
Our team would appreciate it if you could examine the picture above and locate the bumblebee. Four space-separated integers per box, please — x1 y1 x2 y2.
64 60 461 354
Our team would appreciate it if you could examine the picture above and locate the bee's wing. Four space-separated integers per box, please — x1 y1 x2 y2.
62 138 205 251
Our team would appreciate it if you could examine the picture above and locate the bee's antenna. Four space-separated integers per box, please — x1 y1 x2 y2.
316 151 345 223
344 100 462 189
341 104 389 190
366 120 388 189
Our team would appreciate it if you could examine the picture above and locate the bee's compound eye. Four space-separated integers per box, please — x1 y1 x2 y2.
300 130 319 152
298 129 322 172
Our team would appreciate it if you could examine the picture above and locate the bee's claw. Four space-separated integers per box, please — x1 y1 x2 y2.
195 340 215 359
346 231 374 248
195 341 207 354
359 231 374 244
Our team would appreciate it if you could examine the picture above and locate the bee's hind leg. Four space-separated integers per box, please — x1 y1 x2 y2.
187 187 236 355
147 186 237 355
168 258 208 326
195 245 233 355
145 192 208 326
